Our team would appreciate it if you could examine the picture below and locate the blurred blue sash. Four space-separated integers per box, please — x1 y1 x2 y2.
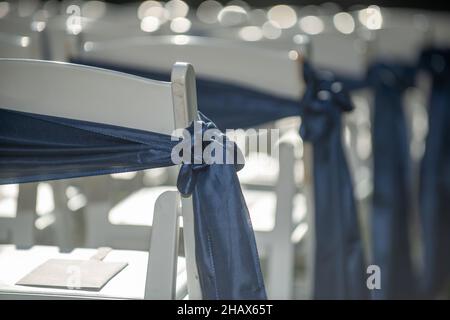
300 64 369 299
366 62 417 299
418 48 450 297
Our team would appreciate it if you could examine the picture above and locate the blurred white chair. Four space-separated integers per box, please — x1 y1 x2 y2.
0 24 45 249
0 16 81 251
0 184 37 248
0 59 201 299
0 12 50 59
72 35 310 299
45 4 146 62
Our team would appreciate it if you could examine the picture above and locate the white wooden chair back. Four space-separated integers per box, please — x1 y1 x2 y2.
0 59 180 134
370 26 429 64
310 33 367 78
0 59 202 299
0 30 42 249
0 33 39 59
0 15 44 59
73 35 306 100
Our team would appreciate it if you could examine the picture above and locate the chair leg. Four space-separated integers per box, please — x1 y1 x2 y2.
181 197 202 300
82 176 112 248
267 141 297 299
145 191 180 299
83 202 111 248
303 142 315 299
267 237 295 299
13 183 38 249
52 180 79 252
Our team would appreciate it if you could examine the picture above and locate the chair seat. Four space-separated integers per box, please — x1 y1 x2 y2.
0 245 187 299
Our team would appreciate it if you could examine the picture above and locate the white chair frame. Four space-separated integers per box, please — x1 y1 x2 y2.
0 23 80 252
0 58 202 299
0 27 42 249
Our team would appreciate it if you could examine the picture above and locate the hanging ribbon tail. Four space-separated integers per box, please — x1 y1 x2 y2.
191 164 267 299
299 64 369 299
418 48 450 297
368 62 417 299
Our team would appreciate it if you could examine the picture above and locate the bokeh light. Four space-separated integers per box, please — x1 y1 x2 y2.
299 15 324 35
218 5 248 26
333 12 355 34
358 5 383 30
170 17 191 33
239 26 263 41
140 15 160 32
196 0 223 24
267 5 297 29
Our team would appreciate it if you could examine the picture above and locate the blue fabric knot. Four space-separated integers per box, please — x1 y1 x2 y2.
367 62 416 91
419 48 450 84
299 63 353 142
176 112 244 197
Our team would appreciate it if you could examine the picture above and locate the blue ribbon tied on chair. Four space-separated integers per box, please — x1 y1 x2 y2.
366 62 417 299
0 108 266 300
417 48 450 298
177 113 244 196
174 114 266 299
299 63 369 299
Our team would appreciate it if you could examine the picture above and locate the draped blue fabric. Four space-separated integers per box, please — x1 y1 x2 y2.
366 62 417 299
69 58 300 131
68 58 368 299
417 48 450 297
299 64 369 299
0 108 267 300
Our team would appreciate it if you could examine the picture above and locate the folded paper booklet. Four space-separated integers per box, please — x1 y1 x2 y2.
16 248 128 291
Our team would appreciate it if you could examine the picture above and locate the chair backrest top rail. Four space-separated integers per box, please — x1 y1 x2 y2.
79 35 305 100
0 58 181 135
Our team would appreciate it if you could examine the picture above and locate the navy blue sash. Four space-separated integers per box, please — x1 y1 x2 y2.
0 109 266 300
418 48 450 297
300 64 369 299
366 62 417 299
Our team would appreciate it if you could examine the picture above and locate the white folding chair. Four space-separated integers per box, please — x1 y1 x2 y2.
0 13 48 59
0 58 202 299
0 17 80 251
71 35 309 299
0 9 166 252
0 21 43 249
